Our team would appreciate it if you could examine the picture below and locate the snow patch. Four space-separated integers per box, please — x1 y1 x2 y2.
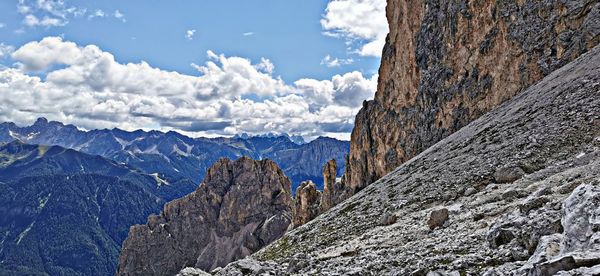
114 136 132 149
8 130 18 140
25 132 39 141
151 173 169 186
15 221 35 245
171 144 189 157
38 194 51 210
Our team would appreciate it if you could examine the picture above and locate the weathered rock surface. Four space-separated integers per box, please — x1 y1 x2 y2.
343 0 600 196
117 157 292 276
291 181 321 228
319 159 337 212
212 43 600 275
428 208 450 230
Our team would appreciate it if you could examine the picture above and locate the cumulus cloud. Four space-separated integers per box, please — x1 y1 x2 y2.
114 10 126 22
186 30 196 40
295 71 377 109
321 0 388 57
0 37 377 139
320 55 354 67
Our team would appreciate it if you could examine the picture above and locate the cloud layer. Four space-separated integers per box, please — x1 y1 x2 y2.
0 37 377 140
321 0 388 57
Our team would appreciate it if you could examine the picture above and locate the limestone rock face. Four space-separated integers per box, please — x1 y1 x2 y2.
292 181 321 228
343 0 600 194
217 43 600 275
117 157 292 276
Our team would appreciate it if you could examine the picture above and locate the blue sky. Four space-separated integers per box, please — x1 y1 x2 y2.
0 0 387 140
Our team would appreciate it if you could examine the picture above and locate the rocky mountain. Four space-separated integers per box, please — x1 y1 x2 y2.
342 0 600 196
210 37 600 275
0 142 164 275
118 157 293 276
0 119 348 196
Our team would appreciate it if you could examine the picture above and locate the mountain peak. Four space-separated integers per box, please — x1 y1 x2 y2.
118 156 292 275
33 117 49 126
233 132 306 145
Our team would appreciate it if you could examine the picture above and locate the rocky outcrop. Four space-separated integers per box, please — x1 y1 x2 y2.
486 183 600 275
292 181 321 228
291 159 354 228
343 0 600 195
117 157 292 275
213 43 600 275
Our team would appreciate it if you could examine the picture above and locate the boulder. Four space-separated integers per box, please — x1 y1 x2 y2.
428 208 449 230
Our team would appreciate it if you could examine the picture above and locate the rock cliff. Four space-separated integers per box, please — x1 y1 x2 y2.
211 42 600 275
117 157 292 275
291 181 321 228
343 0 600 194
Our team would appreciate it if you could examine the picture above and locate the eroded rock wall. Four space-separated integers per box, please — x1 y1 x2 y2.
117 157 292 276
344 0 600 192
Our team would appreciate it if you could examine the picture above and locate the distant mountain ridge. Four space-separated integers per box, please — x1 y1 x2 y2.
0 118 349 195
0 141 165 275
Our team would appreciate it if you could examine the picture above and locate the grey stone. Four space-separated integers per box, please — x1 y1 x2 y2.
494 166 525 184
428 208 449 230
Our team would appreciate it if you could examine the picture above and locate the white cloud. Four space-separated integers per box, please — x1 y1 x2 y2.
243 32 255 36
320 55 354 67
0 43 15 58
321 0 388 57
17 0 86 28
88 9 105 19
186 29 196 40
0 37 377 139
295 71 377 109
114 10 126 22
23 14 66 27
256 58 275 74
0 23 5 28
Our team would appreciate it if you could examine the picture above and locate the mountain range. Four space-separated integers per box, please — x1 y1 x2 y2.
0 119 349 275
0 141 164 275
0 118 349 197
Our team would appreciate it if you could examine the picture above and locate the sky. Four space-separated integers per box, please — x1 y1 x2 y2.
0 0 388 140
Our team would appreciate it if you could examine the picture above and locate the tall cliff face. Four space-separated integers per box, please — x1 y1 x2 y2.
214 41 600 276
344 0 600 191
117 157 292 276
